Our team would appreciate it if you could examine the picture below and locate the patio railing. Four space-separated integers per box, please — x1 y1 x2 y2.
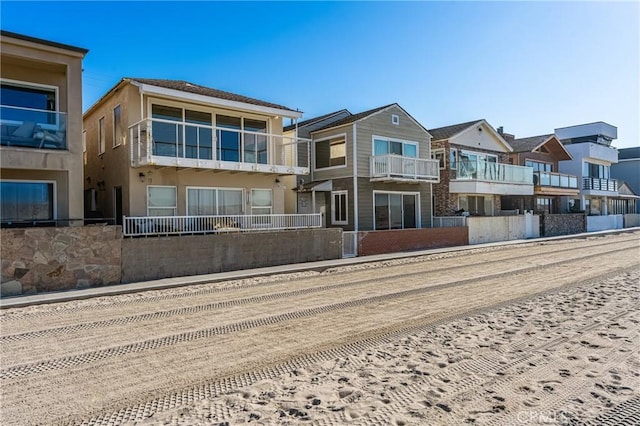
1 106 67 150
123 213 322 237
432 216 467 228
370 155 439 182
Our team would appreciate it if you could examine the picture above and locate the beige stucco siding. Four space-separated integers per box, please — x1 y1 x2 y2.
1 35 86 223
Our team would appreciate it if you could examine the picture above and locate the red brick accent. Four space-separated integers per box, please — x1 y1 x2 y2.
357 227 468 256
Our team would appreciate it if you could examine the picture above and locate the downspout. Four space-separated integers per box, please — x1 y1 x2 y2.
352 123 358 232
430 183 433 228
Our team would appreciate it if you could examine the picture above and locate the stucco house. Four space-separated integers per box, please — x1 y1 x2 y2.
284 104 439 231
428 119 533 217
0 30 88 227
611 147 640 214
500 133 579 214
82 78 315 235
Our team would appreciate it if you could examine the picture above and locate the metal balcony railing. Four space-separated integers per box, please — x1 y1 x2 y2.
123 213 322 237
454 159 532 185
533 171 578 189
370 155 439 182
129 118 310 172
1 106 67 150
583 177 617 192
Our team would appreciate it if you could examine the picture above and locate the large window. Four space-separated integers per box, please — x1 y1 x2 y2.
186 187 244 216
1 181 55 223
374 192 418 230
151 104 213 159
332 191 348 225
459 195 492 216
583 161 609 179
1 80 57 124
535 197 553 214
147 186 177 216
373 137 417 157
315 135 346 169
216 115 267 164
113 105 122 148
525 160 552 172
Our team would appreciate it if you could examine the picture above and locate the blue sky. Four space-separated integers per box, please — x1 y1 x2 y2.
2 1 638 148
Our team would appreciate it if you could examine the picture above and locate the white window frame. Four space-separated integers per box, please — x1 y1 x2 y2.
313 133 348 171
112 104 122 148
331 190 348 225
0 179 58 220
431 148 446 169
185 186 245 216
371 135 419 158
391 114 400 125
372 190 421 230
147 185 177 216
250 188 273 215
98 116 105 155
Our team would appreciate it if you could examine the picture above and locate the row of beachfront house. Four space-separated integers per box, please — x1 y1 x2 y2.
1 30 639 253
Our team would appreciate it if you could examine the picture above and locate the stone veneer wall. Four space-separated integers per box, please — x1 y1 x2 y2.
540 214 586 237
1 226 122 297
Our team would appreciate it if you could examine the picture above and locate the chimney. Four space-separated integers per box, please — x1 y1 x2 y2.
497 126 504 134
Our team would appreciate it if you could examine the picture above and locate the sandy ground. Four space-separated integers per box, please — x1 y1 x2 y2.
0 232 638 425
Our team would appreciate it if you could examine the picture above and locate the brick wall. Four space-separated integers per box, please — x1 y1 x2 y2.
121 228 342 283
1 226 122 296
357 227 468 256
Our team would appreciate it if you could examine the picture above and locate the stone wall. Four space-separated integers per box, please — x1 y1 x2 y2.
541 214 585 237
121 228 342 283
357 227 468 256
1 226 122 296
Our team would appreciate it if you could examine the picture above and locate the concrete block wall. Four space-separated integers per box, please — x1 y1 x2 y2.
357 228 468 256
121 228 343 283
467 215 540 245
1 226 122 296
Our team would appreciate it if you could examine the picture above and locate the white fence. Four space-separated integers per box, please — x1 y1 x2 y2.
432 216 467 228
123 214 322 237
586 215 623 232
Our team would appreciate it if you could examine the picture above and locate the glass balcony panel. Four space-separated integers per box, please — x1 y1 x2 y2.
550 173 559 187
1 106 67 150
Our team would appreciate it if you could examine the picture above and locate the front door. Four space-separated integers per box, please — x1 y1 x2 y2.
113 186 123 225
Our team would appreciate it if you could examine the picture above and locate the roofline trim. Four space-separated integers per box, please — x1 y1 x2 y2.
1 30 88 56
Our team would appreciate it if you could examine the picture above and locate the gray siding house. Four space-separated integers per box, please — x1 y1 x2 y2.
287 104 439 231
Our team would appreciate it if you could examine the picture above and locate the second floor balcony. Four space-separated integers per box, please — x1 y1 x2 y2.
533 171 579 196
0 106 67 150
129 118 310 175
370 155 439 183
583 177 617 192
450 159 533 195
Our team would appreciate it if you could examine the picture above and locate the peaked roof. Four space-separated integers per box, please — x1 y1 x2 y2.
312 104 396 132
129 78 298 112
283 109 351 132
427 119 484 141
509 134 555 152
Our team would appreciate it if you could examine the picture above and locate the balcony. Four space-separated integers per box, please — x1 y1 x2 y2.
0 106 67 150
122 213 322 237
370 155 439 183
450 159 533 195
533 171 579 196
583 177 617 192
129 118 310 175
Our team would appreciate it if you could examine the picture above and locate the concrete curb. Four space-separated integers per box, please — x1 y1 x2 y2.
2 227 638 309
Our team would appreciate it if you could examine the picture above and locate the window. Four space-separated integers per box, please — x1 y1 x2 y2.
151 104 213 159
373 137 418 157
391 114 400 125
251 189 272 215
186 187 244 216
147 186 177 216
332 191 348 225
215 114 267 163
98 117 105 154
583 161 609 179
374 192 418 230
535 197 553 214
450 148 457 170
431 149 446 169
1 181 55 223
1 80 57 124
82 130 87 165
459 195 492 216
315 135 346 169
113 105 122 148
457 151 498 179
525 160 552 172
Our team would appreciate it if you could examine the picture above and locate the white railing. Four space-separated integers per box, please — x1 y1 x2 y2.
129 118 310 171
432 216 467 228
123 213 322 237
370 155 439 182
455 159 532 184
